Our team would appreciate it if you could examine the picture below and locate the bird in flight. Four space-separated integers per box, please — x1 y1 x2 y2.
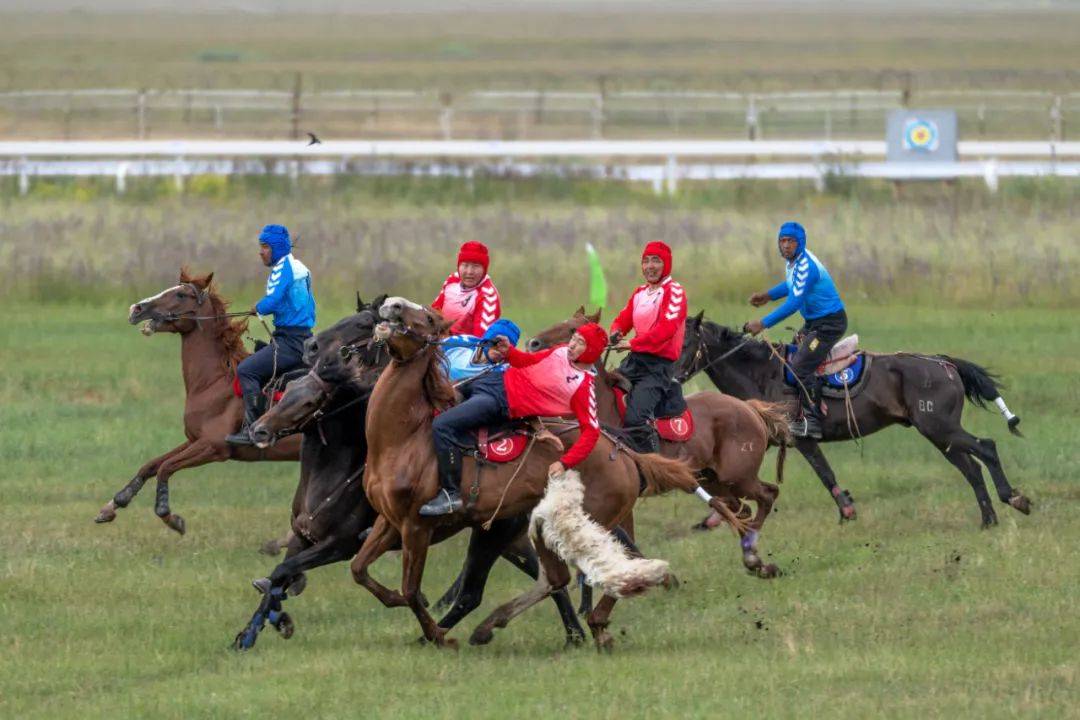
306 132 322 146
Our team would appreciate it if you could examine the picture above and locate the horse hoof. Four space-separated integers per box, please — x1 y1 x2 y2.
594 632 615 653
94 502 117 524
259 539 283 556
839 505 857 522
757 564 781 579
232 631 256 651
980 516 999 529
1009 494 1032 515
164 514 186 536
274 613 294 639
565 632 587 648
469 626 494 646
252 577 272 594
690 518 712 532
288 573 307 597
436 636 459 651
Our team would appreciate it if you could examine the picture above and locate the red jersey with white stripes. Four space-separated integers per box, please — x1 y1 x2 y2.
609 276 687 361
502 345 600 468
432 274 501 336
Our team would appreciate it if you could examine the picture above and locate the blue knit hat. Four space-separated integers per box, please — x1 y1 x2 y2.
259 224 292 263
482 319 521 347
777 221 806 257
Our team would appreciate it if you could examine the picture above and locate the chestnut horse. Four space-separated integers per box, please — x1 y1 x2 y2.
530 307 790 578
349 297 744 650
95 269 301 535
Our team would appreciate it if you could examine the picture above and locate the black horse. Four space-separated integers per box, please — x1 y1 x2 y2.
233 297 586 649
676 314 1031 528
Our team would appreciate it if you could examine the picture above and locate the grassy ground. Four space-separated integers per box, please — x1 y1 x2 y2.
1 298 1077 719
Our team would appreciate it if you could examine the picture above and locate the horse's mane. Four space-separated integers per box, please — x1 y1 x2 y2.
701 319 776 364
422 347 456 413
204 284 250 376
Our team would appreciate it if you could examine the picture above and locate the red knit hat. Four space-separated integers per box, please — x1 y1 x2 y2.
642 241 672 278
575 322 609 364
457 241 490 275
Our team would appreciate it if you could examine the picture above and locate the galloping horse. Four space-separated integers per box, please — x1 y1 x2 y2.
95 269 300 535
349 297 744 650
530 307 790 578
676 314 1031 528
233 297 587 649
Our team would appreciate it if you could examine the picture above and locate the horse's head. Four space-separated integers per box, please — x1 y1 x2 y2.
128 269 214 336
249 371 337 449
674 310 707 383
304 292 389 368
527 305 601 352
376 296 451 362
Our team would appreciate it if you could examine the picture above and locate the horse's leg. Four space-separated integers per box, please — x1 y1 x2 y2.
968 437 1031 515
937 443 998 528
796 439 856 522
586 594 619 652
496 532 586 645
733 477 781 579
95 441 191 524
350 516 408 608
234 535 309 650
436 525 512 632
469 536 569 647
151 441 224 535
259 530 296 556
433 569 465 611
398 521 451 648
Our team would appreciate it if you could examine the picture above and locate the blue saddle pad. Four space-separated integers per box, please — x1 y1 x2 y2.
784 346 866 389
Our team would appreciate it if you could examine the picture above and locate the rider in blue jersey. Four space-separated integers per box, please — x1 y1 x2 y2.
226 224 317 446
441 319 521 387
744 221 847 439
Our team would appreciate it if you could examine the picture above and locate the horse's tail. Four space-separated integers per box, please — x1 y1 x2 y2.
746 399 790 484
937 355 1023 437
630 451 749 535
632 451 699 498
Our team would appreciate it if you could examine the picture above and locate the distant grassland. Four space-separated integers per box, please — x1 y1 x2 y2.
1 176 1076 309
1 6 1078 92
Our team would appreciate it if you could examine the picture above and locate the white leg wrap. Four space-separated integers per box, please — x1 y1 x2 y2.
694 486 713 504
994 397 1016 421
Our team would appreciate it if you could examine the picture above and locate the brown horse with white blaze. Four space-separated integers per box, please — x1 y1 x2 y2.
94 269 301 534
530 307 790 578
349 296 746 650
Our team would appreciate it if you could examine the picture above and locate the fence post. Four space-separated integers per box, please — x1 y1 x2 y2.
664 155 679 195
19 157 29 196
977 103 986 138
1050 95 1063 142
290 73 302 140
592 76 607 139
439 91 454 140
746 94 759 140
136 89 147 139
115 162 128 195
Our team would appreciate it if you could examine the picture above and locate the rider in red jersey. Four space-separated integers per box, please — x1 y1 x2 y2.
432 241 502 336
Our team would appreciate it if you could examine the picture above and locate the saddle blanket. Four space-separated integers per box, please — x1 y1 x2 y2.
612 387 695 442
785 347 866 390
232 376 285 403
476 427 529 463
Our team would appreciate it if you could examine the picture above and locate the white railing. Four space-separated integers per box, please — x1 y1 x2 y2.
1 139 1077 194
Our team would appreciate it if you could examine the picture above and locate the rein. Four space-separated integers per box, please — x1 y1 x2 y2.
678 334 751 384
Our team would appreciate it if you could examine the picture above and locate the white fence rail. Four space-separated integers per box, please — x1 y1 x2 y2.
2 87 1077 141
2 139 1077 194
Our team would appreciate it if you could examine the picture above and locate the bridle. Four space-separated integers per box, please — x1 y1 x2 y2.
675 324 751 384
151 283 254 325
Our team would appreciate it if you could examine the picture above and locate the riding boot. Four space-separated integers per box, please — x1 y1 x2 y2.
225 392 262 446
419 447 464 516
624 424 660 454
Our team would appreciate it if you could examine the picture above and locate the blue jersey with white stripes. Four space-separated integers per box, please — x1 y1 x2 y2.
255 254 316 329
762 248 844 328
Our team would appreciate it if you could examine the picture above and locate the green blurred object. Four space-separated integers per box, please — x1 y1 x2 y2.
586 242 607 310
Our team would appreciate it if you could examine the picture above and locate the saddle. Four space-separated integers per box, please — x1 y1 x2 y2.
611 384 695 443
783 334 872 399
469 420 565 463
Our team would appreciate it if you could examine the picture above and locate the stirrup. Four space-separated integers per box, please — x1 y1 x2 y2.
418 488 463 517
789 416 822 440
225 427 255 446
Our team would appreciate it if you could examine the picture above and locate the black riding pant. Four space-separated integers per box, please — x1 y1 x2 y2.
790 309 848 419
236 326 311 400
432 371 510 455
618 351 686 428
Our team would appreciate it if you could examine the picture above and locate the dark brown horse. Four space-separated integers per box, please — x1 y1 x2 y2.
530 307 790 578
233 298 587 649
349 297 745 650
676 314 1031 528
95 269 301 535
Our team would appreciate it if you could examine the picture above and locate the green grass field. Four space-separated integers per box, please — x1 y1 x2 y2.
2 297 1077 719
